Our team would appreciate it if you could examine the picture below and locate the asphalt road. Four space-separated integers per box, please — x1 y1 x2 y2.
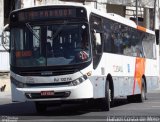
0 90 160 122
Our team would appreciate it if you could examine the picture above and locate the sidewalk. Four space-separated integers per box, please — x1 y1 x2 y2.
0 74 11 99
0 74 10 92
0 90 11 99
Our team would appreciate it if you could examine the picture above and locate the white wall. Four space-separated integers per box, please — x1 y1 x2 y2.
0 0 4 30
23 0 34 8
0 0 4 45
0 52 9 72
0 0 10 72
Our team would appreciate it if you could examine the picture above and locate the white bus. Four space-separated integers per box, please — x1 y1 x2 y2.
2 5 159 113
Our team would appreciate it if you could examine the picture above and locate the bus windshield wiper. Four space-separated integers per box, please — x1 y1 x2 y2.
26 23 40 40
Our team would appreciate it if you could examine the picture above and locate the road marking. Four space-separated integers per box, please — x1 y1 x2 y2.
152 106 160 108
145 102 160 104
114 107 160 110
16 119 110 122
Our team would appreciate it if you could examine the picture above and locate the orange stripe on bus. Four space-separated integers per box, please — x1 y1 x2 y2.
133 58 146 95
137 26 146 32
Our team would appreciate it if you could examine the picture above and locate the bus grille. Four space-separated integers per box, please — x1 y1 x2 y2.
19 69 77 76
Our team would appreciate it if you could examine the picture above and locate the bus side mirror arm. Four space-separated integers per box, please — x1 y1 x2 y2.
1 24 10 52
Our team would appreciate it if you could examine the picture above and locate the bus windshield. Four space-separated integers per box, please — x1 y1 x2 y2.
10 22 91 67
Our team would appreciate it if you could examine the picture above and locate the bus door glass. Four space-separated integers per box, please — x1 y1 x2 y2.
90 15 103 69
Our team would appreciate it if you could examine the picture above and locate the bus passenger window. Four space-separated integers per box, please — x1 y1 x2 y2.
136 47 143 57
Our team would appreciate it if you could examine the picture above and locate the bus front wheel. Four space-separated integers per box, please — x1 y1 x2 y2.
101 80 110 111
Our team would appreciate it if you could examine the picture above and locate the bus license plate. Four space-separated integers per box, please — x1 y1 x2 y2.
41 91 54 96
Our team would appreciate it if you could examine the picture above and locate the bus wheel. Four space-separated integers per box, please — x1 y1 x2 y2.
136 78 146 103
101 80 110 111
35 102 47 113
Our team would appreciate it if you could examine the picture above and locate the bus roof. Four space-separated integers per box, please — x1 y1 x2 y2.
86 6 155 35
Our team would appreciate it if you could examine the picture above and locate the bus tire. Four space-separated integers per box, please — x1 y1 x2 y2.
101 80 110 111
136 78 146 103
35 102 47 113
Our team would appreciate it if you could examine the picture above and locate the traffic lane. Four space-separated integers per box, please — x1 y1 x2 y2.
0 93 160 117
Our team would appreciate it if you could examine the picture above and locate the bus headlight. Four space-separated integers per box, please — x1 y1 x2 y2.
69 75 88 86
11 77 26 88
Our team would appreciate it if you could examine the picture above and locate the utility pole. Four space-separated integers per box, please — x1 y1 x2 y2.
136 0 138 25
154 0 159 30
154 0 160 46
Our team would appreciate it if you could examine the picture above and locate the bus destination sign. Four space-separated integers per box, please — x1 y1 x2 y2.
17 8 76 21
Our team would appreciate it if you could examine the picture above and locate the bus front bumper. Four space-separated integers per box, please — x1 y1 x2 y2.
11 79 94 102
